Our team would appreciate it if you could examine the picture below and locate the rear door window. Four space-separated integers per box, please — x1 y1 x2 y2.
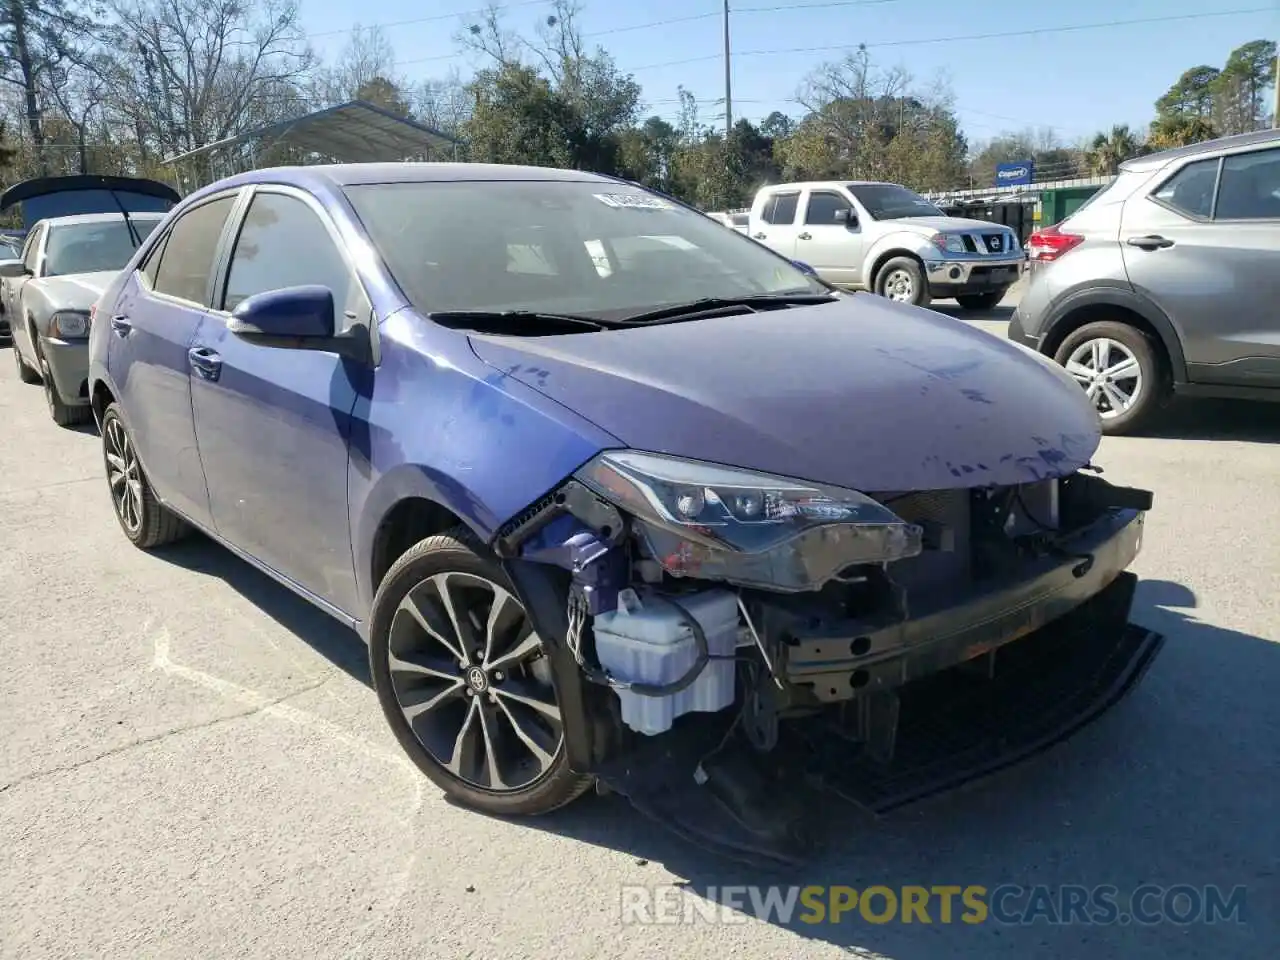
1214 148 1280 220
1150 158 1219 220
152 196 237 304
763 192 800 225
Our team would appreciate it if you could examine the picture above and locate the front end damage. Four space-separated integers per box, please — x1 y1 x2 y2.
494 455 1162 864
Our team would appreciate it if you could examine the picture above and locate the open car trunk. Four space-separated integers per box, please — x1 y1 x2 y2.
0 174 180 232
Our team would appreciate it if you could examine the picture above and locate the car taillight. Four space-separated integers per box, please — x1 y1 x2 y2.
1027 225 1084 263
89 303 98 322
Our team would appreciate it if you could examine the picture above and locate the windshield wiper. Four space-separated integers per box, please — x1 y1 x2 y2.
618 292 837 326
427 309 615 335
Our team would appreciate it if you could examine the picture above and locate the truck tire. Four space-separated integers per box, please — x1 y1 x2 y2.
875 256 930 308
1052 320 1167 436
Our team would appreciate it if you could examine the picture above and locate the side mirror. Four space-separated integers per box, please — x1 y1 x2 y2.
0 259 27 279
228 284 371 364
842 209 860 230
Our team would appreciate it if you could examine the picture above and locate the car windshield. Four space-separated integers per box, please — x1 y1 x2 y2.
43 218 158 277
848 183 944 220
343 180 826 320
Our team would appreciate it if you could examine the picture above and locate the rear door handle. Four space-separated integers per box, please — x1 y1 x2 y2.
187 346 223 381
798 232 812 240
1126 235 1174 250
753 232 767 240
110 315 133 337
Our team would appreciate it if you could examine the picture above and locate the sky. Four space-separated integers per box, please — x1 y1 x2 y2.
299 0 1279 148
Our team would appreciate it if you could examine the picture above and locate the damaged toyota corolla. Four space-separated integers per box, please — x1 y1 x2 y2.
88 164 1161 863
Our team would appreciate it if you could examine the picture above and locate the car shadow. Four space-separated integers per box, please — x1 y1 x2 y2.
144 532 1276 956
931 302 1016 326
506 578 1277 959
152 534 372 687
1140 398 1280 443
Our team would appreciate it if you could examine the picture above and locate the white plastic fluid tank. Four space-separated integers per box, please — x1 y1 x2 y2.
592 588 740 736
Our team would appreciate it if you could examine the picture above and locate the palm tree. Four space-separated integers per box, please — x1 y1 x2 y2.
1086 124 1142 176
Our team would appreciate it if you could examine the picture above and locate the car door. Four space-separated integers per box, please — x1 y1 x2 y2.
7 224 43 357
795 188 863 287
107 191 240 528
751 190 802 259
1118 147 1280 384
1184 146 1280 384
188 186 367 615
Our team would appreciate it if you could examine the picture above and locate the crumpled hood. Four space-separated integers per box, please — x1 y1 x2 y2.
33 270 117 308
468 296 1100 492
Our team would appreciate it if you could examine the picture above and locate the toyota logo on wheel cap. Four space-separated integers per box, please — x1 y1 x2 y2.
466 666 489 692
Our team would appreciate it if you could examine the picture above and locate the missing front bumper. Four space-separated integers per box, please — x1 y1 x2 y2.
595 571 1162 866
785 507 1145 702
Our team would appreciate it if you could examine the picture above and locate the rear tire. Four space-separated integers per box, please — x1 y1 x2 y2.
1052 321 1166 436
955 290 1005 311
369 527 592 816
100 402 190 548
875 256 931 308
12 339 40 384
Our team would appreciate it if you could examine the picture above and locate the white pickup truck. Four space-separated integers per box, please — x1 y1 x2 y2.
748 181 1023 310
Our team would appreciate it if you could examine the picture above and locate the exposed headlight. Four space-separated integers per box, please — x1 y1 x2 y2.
929 232 967 255
49 310 89 339
574 451 923 591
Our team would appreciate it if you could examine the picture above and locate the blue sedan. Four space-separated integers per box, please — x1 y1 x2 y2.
88 162 1154 832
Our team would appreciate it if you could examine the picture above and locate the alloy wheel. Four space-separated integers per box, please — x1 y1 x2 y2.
1064 337 1143 420
104 417 144 534
883 269 915 302
388 571 563 793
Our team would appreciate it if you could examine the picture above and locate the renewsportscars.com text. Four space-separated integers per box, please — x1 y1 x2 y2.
619 884 1248 927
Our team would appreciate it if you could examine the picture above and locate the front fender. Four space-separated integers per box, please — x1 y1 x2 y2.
862 231 935 280
347 312 621 614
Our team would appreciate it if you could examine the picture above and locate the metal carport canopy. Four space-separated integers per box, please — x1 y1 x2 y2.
160 99 460 167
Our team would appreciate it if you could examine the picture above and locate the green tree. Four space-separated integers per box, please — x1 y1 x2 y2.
355 77 412 117
1210 39 1277 135
464 63 576 168
1085 124 1142 176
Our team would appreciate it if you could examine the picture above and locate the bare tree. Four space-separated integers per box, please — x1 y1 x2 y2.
1 0 101 172
412 70 472 139
312 23 402 107
106 0 314 163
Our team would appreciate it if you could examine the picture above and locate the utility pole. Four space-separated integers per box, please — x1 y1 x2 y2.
1272 50 1279 129
723 0 732 137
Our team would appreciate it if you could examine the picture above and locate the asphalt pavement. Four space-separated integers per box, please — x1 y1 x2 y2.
2 294 1278 959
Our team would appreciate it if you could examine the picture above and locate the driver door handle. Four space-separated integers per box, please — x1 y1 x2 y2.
109 315 132 337
798 231 812 240
187 346 223 382
1126 235 1174 250
753 232 767 240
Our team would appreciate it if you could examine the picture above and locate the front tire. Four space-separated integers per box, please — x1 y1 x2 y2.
875 256 931 308
955 290 1005 311
37 344 92 426
100 403 190 547
369 528 592 816
12 339 40 384
1052 321 1166 435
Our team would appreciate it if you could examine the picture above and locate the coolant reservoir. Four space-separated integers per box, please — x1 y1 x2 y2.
593 588 740 735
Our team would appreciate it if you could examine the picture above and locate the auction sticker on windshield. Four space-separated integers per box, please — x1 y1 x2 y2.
594 193 673 210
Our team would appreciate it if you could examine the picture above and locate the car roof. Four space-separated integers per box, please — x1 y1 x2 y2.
195 162 619 197
1121 129 1280 172
39 211 168 228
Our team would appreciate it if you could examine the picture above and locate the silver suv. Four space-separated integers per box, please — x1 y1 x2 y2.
1010 129 1280 434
